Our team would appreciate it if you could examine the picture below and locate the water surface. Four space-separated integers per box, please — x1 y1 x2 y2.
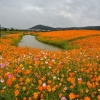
18 35 61 51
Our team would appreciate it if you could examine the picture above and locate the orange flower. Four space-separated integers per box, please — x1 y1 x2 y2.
75 94 80 98
25 78 31 84
15 84 19 89
47 85 51 92
40 94 44 99
84 96 91 100
14 90 20 96
38 80 42 85
28 97 32 100
67 77 75 84
42 83 47 90
6 79 12 86
86 89 89 93
69 93 75 100
59 93 63 98
23 97 26 100
22 86 26 91
69 72 75 77
67 77 72 82
33 92 38 99
47 80 51 84
38 86 43 91
87 81 92 88
78 80 82 84
52 86 56 92
19 77 23 82
70 85 75 89
24 70 30 75
1 90 5 93
97 95 100 100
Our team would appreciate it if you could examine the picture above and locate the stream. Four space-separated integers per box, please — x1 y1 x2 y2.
18 35 61 51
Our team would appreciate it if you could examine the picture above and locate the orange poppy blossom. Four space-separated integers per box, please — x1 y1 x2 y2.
33 92 38 99
69 93 75 99
84 96 91 100
0 31 100 99
14 90 20 96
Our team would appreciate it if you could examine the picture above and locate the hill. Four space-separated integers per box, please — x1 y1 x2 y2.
29 24 55 31
29 25 100 31
65 26 100 30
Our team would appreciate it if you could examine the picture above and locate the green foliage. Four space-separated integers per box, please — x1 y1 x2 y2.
36 36 78 50
1 30 27 35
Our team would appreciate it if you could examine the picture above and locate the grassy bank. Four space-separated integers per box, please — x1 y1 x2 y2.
11 34 24 46
35 36 78 50
1 30 27 35
0 33 24 46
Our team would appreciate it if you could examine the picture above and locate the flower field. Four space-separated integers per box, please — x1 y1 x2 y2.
35 30 100 50
69 36 100 49
0 30 100 100
36 30 100 41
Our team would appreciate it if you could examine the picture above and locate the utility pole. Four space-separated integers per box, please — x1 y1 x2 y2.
0 25 1 37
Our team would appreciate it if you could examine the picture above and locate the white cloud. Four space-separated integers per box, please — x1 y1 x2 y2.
0 0 100 29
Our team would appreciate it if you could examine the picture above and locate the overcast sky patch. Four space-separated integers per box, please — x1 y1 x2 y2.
0 0 100 29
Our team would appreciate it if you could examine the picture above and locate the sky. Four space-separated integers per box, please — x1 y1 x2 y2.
0 0 100 29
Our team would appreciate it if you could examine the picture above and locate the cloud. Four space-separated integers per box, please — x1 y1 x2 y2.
0 0 100 29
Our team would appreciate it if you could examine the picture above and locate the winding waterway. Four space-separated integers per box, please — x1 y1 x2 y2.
18 35 61 51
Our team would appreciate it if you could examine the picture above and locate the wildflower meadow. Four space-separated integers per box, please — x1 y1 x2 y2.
0 30 100 100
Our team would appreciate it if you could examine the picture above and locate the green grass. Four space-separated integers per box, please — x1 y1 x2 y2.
1 30 27 35
36 36 78 50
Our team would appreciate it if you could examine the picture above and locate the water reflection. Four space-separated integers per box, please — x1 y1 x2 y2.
18 35 61 51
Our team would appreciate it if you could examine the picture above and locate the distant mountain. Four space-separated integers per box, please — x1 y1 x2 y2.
81 26 100 30
29 25 100 31
30 24 55 31
64 26 100 30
